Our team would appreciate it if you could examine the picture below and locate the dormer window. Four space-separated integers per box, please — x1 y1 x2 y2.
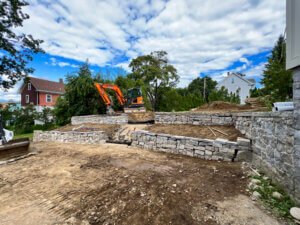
28 83 31 90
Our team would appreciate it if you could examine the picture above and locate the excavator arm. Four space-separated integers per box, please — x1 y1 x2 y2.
95 83 145 114
94 83 112 106
101 84 126 106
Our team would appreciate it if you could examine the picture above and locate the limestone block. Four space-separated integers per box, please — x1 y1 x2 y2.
237 137 251 146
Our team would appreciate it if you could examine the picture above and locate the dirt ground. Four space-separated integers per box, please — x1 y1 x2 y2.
146 124 243 141
0 142 285 225
191 101 268 113
128 112 155 123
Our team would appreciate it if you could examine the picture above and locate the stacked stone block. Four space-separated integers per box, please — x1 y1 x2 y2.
131 131 251 161
233 111 295 198
155 112 233 125
33 130 108 144
71 114 128 125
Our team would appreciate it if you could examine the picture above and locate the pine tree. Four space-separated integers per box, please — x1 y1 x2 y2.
261 35 293 101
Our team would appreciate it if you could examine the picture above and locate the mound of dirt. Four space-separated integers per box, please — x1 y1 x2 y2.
128 112 154 123
191 101 267 113
195 101 251 111
146 124 244 141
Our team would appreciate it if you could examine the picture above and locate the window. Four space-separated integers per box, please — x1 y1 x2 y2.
231 78 234 84
46 94 52 103
25 95 29 103
28 83 31 90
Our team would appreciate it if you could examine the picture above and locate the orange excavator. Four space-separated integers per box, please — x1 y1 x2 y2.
95 83 146 114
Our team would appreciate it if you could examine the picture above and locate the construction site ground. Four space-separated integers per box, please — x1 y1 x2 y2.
0 142 285 225
146 124 243 141
191 101 268 113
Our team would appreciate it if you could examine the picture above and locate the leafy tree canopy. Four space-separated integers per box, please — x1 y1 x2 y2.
0 0 43 89
53 63 106 125
187 76 217 102
129 51 179 111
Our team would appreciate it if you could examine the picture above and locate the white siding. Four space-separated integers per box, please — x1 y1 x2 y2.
216 74 254 104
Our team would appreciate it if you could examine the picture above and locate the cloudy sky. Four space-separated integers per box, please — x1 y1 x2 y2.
1 0 285 102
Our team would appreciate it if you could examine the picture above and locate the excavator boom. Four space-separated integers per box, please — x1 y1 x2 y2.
94 83 145 114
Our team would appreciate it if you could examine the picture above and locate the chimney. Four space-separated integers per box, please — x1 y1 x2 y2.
59 78 63 84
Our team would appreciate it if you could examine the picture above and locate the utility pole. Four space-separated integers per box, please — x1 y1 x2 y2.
203 77 206 101
286 0 300 203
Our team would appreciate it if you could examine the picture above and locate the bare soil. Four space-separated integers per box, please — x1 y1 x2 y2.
0 142 284 225
55 124 121 139
146 124 243 141
192 101 268 113
128 112 155 123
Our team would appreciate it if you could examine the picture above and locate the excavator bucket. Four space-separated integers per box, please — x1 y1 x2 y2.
0 138 30 160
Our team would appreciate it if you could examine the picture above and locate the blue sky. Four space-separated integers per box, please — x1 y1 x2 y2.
0 0 285 101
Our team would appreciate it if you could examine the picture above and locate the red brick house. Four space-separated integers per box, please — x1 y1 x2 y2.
19 77 65 112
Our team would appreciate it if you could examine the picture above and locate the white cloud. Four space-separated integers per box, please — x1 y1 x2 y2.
243 62 266 78
0 82 22 102
15 0 284 86
48 57 79 68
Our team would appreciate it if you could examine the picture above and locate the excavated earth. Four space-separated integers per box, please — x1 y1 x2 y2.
146 124 244 141
0 142 286 225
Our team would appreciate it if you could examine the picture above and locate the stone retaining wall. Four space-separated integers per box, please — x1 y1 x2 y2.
71 114 128 125
131 130 250 161
154 111 298 203
33 130 108 144
293 69 300 204
155 112 233 125
233 112 295 195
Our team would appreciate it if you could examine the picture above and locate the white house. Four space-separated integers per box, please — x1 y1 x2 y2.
216 72 255 104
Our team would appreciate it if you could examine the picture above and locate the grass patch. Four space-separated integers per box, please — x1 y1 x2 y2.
250 174 295 222
13 133 33 140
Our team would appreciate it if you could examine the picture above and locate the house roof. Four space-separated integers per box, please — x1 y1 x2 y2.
22 77 65 94
247 78 256 84
218 73 255 86
232 73 255 85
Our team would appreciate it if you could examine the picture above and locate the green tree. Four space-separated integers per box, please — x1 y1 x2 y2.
187 76 217 102
261 35 293 101
0 103 15 127
54 63 106 125
53 96 71 126
38 107 54 128
129 51 179 111
13 104 38 134
208 86 240 104
0 0 44 89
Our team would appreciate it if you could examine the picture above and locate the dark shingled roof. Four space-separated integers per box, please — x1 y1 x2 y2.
247 79 256 84
28 77 65 94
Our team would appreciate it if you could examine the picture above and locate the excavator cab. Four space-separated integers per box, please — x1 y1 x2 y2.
126 88 144 108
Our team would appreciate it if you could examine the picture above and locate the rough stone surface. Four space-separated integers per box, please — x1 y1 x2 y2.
290 207 300 220
233 111 297 203
293 68 300 205
71 114 128 125
131 130 250 161
155 112 233 125
252 191 261 200
271 191 283 200
33 130 108 144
